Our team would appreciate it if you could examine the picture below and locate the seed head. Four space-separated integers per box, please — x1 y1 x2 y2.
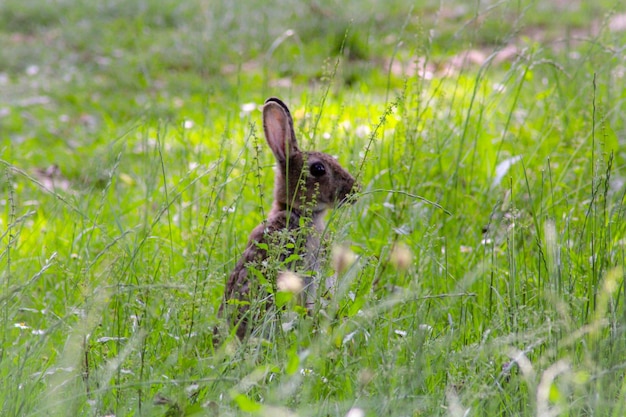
277 271 304 294
332 244 357 274
390 242 413 271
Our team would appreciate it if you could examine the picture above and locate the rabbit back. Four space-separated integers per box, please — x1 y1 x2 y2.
222 209 313 338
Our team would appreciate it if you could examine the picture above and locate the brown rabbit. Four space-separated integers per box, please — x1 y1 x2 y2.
221 97 358 339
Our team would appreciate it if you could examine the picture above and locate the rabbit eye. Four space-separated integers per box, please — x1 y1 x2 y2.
310 162 326 178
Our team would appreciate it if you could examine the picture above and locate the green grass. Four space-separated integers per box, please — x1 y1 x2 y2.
2 0 626 415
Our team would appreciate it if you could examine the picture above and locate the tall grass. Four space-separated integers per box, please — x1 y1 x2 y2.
2 0 626 415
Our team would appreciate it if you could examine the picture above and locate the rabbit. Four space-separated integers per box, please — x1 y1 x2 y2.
220 97 358 339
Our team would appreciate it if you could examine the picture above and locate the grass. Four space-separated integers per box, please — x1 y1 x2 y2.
2 0 626 415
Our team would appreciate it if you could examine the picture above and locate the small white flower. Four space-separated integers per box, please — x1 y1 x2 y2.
355 125 371 138
26 65 39 76
185 384 199 394
493 83 506 93
240 102 257 115
345 407 365 417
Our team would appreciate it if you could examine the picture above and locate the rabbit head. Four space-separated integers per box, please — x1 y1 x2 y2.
262 97 357 215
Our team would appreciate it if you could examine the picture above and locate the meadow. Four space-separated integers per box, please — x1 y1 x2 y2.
2 0 626 415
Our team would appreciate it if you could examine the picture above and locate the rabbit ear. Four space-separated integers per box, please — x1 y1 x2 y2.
263 97 300 162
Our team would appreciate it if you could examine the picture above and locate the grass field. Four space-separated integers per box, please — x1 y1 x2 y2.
2 0 626 415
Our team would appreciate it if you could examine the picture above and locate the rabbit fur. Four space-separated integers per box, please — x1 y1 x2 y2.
220 97 357 339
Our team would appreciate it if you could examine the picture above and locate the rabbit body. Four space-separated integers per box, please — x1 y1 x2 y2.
222 97 357 338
